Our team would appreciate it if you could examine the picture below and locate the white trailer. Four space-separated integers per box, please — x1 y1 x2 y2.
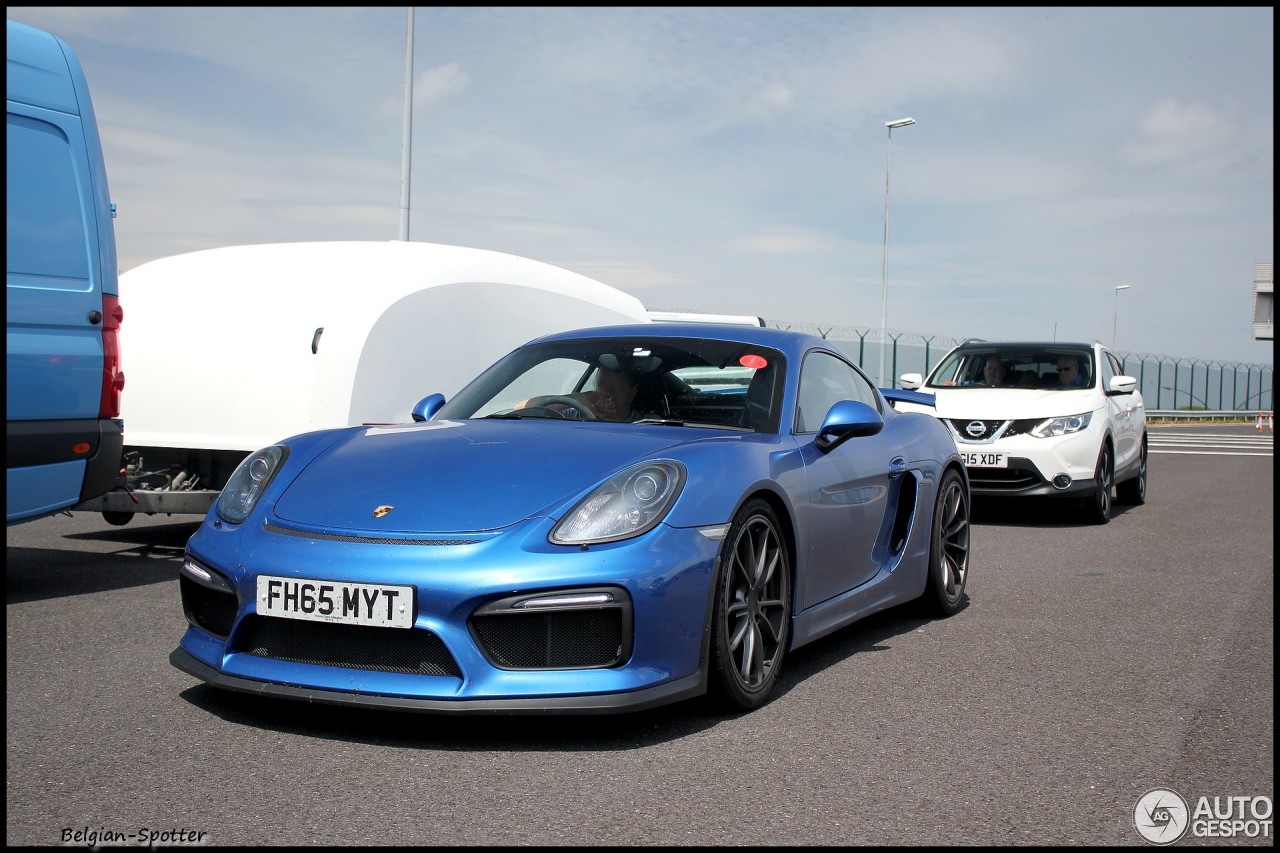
75 240 651 523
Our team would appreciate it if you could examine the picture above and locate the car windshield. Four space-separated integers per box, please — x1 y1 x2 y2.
926 347 1095 390
435 336 787 433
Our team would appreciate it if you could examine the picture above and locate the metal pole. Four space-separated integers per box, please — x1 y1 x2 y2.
398 7 415 241
1112 285 1130 349
878 118 914 387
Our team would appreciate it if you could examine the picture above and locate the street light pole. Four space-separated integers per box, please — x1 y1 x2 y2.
398 6 415 241
1112 285 1131 349
879 117 915 387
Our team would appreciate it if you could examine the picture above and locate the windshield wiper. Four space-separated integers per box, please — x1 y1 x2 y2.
633 418 750 431
633 417 687 426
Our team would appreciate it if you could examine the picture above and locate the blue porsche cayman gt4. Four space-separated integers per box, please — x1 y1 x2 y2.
172 324 971 714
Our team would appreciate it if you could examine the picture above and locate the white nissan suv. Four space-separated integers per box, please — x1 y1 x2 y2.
896 340 1147 524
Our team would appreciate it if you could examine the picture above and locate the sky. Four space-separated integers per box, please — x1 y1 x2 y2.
7 6 1274 366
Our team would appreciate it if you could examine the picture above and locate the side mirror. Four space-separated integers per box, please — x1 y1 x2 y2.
411 393 446 422
814 400 884 453
899 373 923 391
1108 376 1138 396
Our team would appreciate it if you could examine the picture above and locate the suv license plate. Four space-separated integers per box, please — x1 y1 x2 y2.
961 451 1008 468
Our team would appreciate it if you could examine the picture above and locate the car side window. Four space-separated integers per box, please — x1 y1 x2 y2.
847 362 881 410
795 351 876 434
1109 352 1126 378
1099 352 1118 389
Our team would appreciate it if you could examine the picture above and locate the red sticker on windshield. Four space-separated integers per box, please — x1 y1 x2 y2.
739 354 768 369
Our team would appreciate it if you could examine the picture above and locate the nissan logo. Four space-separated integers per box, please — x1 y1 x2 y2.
965 421 986 438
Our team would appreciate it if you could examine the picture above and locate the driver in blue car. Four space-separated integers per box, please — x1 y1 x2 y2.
521 364 641 421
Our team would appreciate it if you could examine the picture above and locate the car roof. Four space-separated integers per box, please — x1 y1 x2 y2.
528 323 838 360
951 340 1098 350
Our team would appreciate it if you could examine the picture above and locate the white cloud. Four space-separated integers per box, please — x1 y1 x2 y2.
1119 98 1236 168
415 62 470 107
726 228 844 255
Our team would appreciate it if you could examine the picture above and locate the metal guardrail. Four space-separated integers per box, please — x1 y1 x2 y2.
1145 409 1270 422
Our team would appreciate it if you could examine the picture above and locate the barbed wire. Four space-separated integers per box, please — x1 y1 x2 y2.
650 309 1273 369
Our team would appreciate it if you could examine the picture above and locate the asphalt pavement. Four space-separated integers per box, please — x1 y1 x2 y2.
6 424 1272 846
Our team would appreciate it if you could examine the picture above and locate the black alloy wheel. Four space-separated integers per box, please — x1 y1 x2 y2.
921 468 970 615
710 498 791 712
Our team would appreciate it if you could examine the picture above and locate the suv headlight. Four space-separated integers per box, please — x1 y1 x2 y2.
1031 412 1093 438
551 460 686 545
215 445 288 524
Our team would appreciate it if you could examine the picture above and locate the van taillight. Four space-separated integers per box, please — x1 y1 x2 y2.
99 294 125 418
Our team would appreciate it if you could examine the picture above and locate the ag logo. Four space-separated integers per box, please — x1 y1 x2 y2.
372 505 394 518
1134 788 1189 844
965 420 986 438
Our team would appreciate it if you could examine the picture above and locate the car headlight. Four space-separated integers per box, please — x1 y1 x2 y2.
550 460 686 545
1031 412 1093 438
215 445 288 524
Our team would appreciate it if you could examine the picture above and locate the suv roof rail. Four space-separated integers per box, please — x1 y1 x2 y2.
961 337 987 345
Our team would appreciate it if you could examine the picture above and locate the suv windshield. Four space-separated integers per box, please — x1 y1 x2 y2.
927 346 1095 390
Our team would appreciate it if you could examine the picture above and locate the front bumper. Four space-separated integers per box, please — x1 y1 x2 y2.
955 426 1103 498
962 456 1101 497
170 647 705 714
173 512 723 713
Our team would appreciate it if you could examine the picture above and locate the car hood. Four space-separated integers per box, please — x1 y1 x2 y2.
930 387 1099 420
272 419 695 534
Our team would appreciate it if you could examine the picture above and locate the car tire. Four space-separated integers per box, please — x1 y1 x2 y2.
102 511 134 527
920 467 970 616
1116 438 1147 506
709 498 791 712
1082 444 1113 525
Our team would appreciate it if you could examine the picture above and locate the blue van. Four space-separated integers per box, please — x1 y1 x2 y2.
6 19 124 525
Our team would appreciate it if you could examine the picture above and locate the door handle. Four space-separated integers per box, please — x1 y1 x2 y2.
889 456 907 479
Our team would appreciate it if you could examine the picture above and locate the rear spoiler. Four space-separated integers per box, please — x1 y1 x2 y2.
880 387 937 409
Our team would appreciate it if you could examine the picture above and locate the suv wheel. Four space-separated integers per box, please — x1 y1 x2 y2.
1082 445 1113 525
1116 439 1147 506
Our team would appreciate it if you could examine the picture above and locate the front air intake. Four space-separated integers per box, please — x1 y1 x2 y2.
470 587 632 670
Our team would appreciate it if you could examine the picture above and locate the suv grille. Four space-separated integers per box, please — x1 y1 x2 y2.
965 465 1045 491
1000 418 1043 439
948 419 1006 442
